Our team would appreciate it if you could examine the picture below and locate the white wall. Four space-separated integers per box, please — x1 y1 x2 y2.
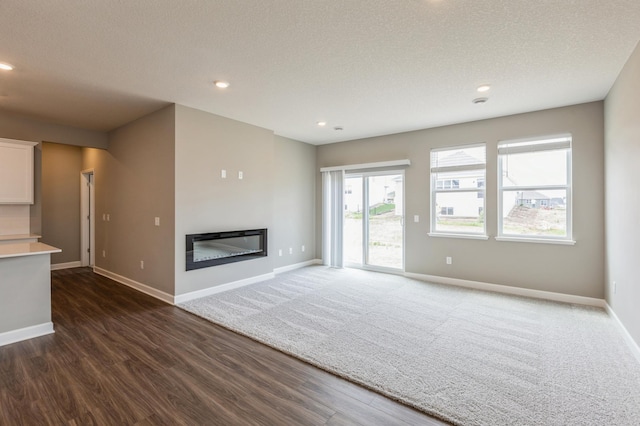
604 41 640 347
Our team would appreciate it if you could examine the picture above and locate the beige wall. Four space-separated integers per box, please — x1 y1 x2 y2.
317 102 605 298
96 105 176 294
174 105 276 295
41 142 83 264
604 41 640 346
272 135 317 268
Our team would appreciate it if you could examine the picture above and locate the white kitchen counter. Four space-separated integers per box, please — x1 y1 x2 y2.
0 242 60 259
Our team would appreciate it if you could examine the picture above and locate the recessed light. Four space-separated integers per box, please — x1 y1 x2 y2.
477 84 491 93
214 80 229 89
472 97 488 104
0 63 14 71
317 121 327 127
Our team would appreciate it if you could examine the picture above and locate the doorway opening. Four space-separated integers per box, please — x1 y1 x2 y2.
343 171 404 271
80 169 95 267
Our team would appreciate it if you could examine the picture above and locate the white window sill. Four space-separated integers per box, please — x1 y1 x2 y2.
495 236 576 245
428 233 489 241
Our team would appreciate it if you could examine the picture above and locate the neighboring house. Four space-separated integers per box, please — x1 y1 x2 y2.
513 190 565 209
434 151 485 219
344 181 364 213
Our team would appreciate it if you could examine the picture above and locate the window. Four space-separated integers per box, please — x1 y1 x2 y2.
498 135 572 242
440 207 454 215
430 144 486 236
436 179 460 190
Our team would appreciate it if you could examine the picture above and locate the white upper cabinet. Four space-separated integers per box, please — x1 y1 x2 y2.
0 138 38 204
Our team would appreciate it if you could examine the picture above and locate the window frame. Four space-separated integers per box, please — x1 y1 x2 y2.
496 134 574 244
429 143 487 239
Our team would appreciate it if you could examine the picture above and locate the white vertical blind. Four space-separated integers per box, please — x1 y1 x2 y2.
322 170 344 267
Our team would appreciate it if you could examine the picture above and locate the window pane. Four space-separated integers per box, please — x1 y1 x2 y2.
367 174 403 269
343 176 363 264
435 192 484 233
501 149 567 187
434 171 484 189
501 189 567 237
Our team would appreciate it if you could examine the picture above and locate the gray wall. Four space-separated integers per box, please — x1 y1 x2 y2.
174 105 276 295
272 135 317 268
604 41 640 346
317 102 605 298
0 109 108 149
41 142 82 264
0 255 51 334
93 105 176 294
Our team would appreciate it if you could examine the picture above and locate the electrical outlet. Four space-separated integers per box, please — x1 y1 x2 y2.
613 281 617 294
301 245 305 252
446 256 452 265
106 213 110 221
140 260 144 270
154 217 160 226
102 250 106 258
221 169 227 178
289 247 293 255
414 215 419 223
278 249 282 257
238 171 243 180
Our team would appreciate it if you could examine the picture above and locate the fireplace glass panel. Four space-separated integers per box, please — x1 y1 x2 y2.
194 236 262 262
186 229 267 271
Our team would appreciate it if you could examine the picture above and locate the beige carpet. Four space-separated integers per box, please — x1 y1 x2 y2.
179 266 640 426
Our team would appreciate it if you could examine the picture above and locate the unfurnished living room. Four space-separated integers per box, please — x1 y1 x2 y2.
1 1 640 425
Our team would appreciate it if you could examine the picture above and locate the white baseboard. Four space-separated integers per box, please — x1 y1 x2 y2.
0 322 54 347
174 272 275 304
93 267 174 305
51 261 82 271
605 303 640 365
405 272 606 308
274 258 322 274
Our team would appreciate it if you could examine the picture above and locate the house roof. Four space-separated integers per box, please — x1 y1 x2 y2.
519 191 550 200
1 1 640 144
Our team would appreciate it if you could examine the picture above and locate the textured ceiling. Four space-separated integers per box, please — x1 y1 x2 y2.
1 1 639 145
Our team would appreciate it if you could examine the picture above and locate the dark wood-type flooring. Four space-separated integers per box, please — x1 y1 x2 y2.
0 268 449 425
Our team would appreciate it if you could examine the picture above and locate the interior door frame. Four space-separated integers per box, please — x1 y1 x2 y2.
344 169 405 273
80 169 95 267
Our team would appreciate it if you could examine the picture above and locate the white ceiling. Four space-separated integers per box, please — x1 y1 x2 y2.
1 1 639 145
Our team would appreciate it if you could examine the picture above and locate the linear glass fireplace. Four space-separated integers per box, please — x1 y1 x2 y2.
186 228 267 271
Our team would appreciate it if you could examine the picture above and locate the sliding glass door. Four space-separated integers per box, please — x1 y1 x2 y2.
344 172 404 271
